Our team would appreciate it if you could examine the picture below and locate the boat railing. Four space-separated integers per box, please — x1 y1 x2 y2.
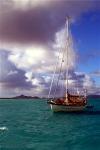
68 89 87 96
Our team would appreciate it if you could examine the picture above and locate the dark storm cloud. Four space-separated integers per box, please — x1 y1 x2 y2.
0 8 58 44
0 50 33 89
0 0 97 44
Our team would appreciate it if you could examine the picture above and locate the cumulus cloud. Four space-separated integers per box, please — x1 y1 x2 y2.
0 22 77 97
7 25 76 73
0 49 99 97
0 50 33 91
90 70 100 77
45 69 95 97
8 46 56 72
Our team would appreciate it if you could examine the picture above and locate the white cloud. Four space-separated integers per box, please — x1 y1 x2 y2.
54 26 76 69
90 70 100 77
0 0 51 11
7 70 18 76
7 25 75 74
8 45 56 72
83 74 95 88
13 0 51 8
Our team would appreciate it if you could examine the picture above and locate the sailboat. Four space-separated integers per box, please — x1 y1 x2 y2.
47 17 89 112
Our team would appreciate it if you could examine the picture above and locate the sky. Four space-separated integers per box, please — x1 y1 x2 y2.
0 0 100 97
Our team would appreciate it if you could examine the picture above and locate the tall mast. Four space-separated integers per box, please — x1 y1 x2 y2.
65 16 69 101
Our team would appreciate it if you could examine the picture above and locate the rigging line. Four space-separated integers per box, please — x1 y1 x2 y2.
66 37 69 94
59 58 65 97
53 47 66 98
47 48 62 99
53 17 69 98
66 17 69 92
65 17 69 101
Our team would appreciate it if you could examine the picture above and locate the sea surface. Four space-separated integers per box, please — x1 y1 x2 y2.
0 98 100 150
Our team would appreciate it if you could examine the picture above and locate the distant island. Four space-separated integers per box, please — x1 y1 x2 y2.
0 95 40 99
0 94 100 99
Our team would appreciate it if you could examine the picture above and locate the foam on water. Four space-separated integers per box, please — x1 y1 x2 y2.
0 127 8 131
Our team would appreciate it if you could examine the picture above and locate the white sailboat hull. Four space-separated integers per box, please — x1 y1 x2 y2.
50 104 86 112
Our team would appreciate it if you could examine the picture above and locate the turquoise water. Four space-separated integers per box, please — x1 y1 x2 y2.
0 98 100 150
